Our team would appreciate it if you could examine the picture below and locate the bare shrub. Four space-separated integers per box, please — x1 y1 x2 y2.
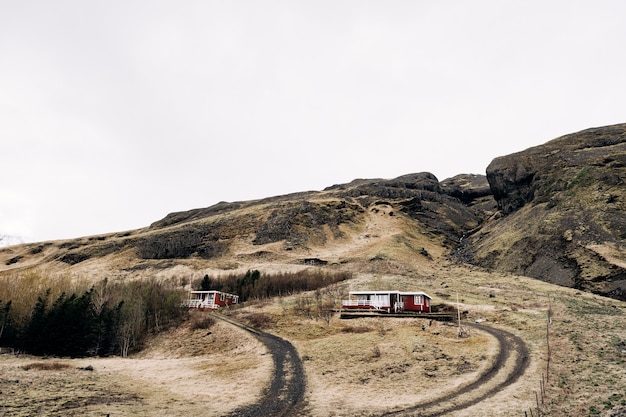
189 313 216 330
341 326 373 334
244 312 273 329
371 345 382 359
21 362 71 371
293 296 314 318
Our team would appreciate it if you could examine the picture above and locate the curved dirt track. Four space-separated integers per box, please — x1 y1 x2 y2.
215 314 528 417
215 314 307 417
379 322 529 417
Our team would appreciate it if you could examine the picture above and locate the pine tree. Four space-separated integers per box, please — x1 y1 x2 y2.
199 275 212 291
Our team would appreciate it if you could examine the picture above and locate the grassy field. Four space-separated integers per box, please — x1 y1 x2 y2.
1 205 625 416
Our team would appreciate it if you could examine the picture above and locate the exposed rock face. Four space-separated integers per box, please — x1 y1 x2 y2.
470 123 626 300
487 124 626 214
440 174 492 205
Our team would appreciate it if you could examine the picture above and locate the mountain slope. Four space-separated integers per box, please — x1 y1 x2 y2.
1 124 626 302
466 123 626 300
0 173 492 282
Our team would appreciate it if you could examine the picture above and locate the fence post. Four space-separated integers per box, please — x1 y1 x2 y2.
535 391 541 416
546 296 552 383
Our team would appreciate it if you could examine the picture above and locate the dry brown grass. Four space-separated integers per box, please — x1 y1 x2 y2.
0 319 272 417
1 203 625 416
1 264 624 416
21 361 71 371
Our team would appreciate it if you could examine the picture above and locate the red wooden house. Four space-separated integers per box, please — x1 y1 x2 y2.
398 291 431 313
342 290 431 313
183 290 239 310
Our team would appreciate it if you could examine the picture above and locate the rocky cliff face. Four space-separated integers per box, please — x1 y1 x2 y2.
469 123 626 300
487 124 626 214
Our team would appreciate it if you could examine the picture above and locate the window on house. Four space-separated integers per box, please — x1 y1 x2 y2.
414 295 423 305
220 293 225 301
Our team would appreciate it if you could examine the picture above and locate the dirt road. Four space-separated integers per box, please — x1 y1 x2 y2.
216 313 528 417
379 322 529 417
215 313 307 417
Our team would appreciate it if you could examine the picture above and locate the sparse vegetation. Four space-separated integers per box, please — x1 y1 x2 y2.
0 275 187 357
0 124 626 415
189 311 216 330
21 361 71 371
198 269 351 302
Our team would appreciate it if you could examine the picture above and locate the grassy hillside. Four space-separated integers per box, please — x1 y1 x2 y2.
1 125 626 415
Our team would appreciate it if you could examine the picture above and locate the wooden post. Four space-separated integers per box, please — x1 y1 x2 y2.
541 374 545 404
456 291 462 337
536 391 541 416
546 296 552 382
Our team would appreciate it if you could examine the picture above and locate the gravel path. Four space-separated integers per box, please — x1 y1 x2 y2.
215 313 307 417
379 321 530 417
215 314 528 417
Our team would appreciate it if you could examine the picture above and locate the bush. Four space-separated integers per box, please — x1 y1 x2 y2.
21 362 71 371
243 312 273 329
341 326 372 334
189 313 216 330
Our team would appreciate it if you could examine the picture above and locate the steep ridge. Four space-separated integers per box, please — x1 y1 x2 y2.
0 173 491 281
466 123 626 300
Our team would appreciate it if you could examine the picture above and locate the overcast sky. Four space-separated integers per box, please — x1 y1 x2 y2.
1 1 625 243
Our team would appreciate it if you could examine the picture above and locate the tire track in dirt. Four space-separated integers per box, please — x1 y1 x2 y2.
214 313 307 417
380 322 529 417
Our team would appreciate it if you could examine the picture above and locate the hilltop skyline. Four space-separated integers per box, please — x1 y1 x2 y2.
2 1 626 242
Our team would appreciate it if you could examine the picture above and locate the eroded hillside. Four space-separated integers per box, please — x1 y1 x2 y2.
466 123 626 301
2 124 626 303
0 172 492 282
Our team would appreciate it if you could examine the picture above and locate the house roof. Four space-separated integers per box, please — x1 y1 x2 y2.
190 290 238 297
348 290 400 295
348 290 431 299
399 291 432 299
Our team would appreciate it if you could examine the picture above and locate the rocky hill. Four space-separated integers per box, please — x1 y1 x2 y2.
1 123 625 302
0 172 492 282
466 123 626 301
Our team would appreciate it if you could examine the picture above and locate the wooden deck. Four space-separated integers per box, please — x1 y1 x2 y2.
339 310 453 321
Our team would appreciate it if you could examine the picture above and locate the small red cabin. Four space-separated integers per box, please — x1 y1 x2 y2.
183 290 239 310
398 291 431 313
342 290 431 313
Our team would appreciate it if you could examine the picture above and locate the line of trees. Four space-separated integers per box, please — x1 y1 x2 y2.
196 269 352 302
0 268 353 358
0 277 187 357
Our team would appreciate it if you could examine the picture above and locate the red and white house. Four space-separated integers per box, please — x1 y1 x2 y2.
183 290 239 310
342 290 431 313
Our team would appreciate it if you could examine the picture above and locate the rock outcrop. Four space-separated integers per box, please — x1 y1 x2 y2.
469 123 626 300
487 123 626 214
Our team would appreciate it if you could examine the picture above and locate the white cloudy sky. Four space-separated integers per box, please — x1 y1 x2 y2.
1 1 625 242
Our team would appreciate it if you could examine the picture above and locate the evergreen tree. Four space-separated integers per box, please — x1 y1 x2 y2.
0 300 14 345
19 290 51 355
199 275 212 291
